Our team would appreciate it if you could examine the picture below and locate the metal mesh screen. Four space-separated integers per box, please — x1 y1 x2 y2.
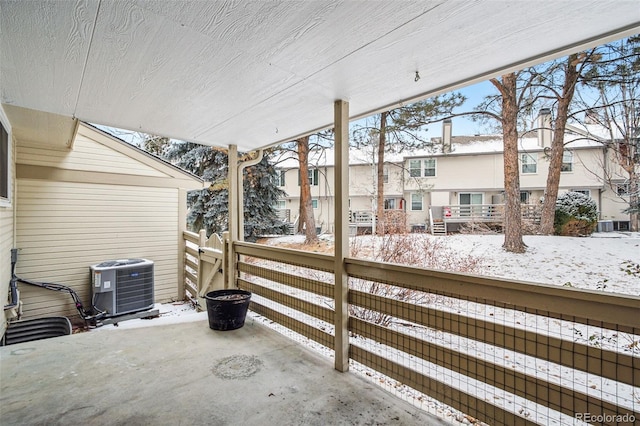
347 273 639 425
229 241 639 425
236 246 336 358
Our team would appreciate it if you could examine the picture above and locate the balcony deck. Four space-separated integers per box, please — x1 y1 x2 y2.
0 318 448 425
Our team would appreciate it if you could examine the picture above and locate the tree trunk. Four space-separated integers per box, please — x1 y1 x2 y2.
492 74 526 253
539 54 580 234
297 136 318 244
626 166 639 232
376 112 388 235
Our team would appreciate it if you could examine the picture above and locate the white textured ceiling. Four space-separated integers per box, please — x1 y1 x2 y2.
1 0 639 150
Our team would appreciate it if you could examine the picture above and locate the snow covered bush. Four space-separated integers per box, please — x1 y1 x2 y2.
554 191 598 236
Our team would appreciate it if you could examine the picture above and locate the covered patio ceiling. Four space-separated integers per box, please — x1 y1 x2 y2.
1 0 639 151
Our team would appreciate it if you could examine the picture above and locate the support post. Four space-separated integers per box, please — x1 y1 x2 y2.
334 100 350 372
228 145 239 289
177 188 187 300
237 150 264 242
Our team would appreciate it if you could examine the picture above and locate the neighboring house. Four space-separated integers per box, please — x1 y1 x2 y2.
275 112 635 233
1 107 204 333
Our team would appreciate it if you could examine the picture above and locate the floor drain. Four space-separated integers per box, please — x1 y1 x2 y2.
212 355 262 380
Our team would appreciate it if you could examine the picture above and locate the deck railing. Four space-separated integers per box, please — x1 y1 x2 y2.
185 236 640 425
442 204 542 224
182 230 226 308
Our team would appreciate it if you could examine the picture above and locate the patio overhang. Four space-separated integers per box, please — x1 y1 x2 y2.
1 1 639 150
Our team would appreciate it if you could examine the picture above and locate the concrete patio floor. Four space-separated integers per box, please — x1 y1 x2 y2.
1 317 450 425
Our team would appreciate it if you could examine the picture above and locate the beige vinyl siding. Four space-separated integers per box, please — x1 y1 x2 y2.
15 180 180 319
17 135 167 178
0 199 13 335
0 109 14 336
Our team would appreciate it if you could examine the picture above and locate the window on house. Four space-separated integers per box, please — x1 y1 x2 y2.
573 189 590 197
298 168 319 186
459 193 483 205
409 159 436 177
312 199 318 209
520 153 537 174
520 191 530 203
274 200 286 209
276 169 286 186
0 120 8 200
383 167 389 183
459 193 483 216
409 160 421 177
384 198 396 210
561 151 573 172
423 158 436 177
410 193 423 211
614 181 629 196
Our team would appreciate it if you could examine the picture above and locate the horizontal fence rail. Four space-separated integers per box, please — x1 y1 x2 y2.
439 204 542 224
235 242 336 351
183 230 226 307
182 230 200 301
345 257 640 425
186 239 639 425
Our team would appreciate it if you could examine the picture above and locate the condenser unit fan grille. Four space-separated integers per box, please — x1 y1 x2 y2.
116 265 154 313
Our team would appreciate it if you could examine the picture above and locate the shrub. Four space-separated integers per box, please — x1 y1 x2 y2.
554 192 598 236
349 234 484 325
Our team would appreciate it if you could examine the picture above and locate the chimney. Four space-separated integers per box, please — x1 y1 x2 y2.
537 108 552 148
442 118 452 153
585 108 600 125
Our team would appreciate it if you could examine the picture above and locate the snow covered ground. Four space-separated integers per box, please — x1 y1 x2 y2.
427 232 640 295
263 231 640 295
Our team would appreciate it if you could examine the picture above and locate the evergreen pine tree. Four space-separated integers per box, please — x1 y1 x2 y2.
164 143 287 240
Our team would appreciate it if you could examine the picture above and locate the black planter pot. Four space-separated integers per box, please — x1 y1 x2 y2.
204 289 252 331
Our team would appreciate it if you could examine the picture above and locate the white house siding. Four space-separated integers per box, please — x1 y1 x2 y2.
600 189 629 223
275 138 629 232
15 180 180 319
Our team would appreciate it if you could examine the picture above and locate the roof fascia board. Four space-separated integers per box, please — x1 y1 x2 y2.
16 164 203 190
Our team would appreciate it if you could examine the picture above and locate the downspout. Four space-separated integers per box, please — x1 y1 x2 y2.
3 249 19 311
600 144 607 220
237 149 264 242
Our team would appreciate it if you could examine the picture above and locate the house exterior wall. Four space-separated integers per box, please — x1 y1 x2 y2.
405 153 504 192
276 141 631 232
17 132 167 177
0 105 14 336
277 161 407 233
15 180 180 319
11 124 200 320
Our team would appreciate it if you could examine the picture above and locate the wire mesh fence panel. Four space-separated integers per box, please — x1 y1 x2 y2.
226 241 638 425
235 243 336 358
346 259 640 426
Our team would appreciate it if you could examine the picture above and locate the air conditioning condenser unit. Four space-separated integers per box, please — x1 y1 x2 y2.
90 259 154 317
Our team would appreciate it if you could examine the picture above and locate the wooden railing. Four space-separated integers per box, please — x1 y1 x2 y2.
186 237 640 425
443 204 541 224
345 258 639 425
182 230 226 309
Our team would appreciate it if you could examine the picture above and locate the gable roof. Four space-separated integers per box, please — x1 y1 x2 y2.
77 123 204 189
